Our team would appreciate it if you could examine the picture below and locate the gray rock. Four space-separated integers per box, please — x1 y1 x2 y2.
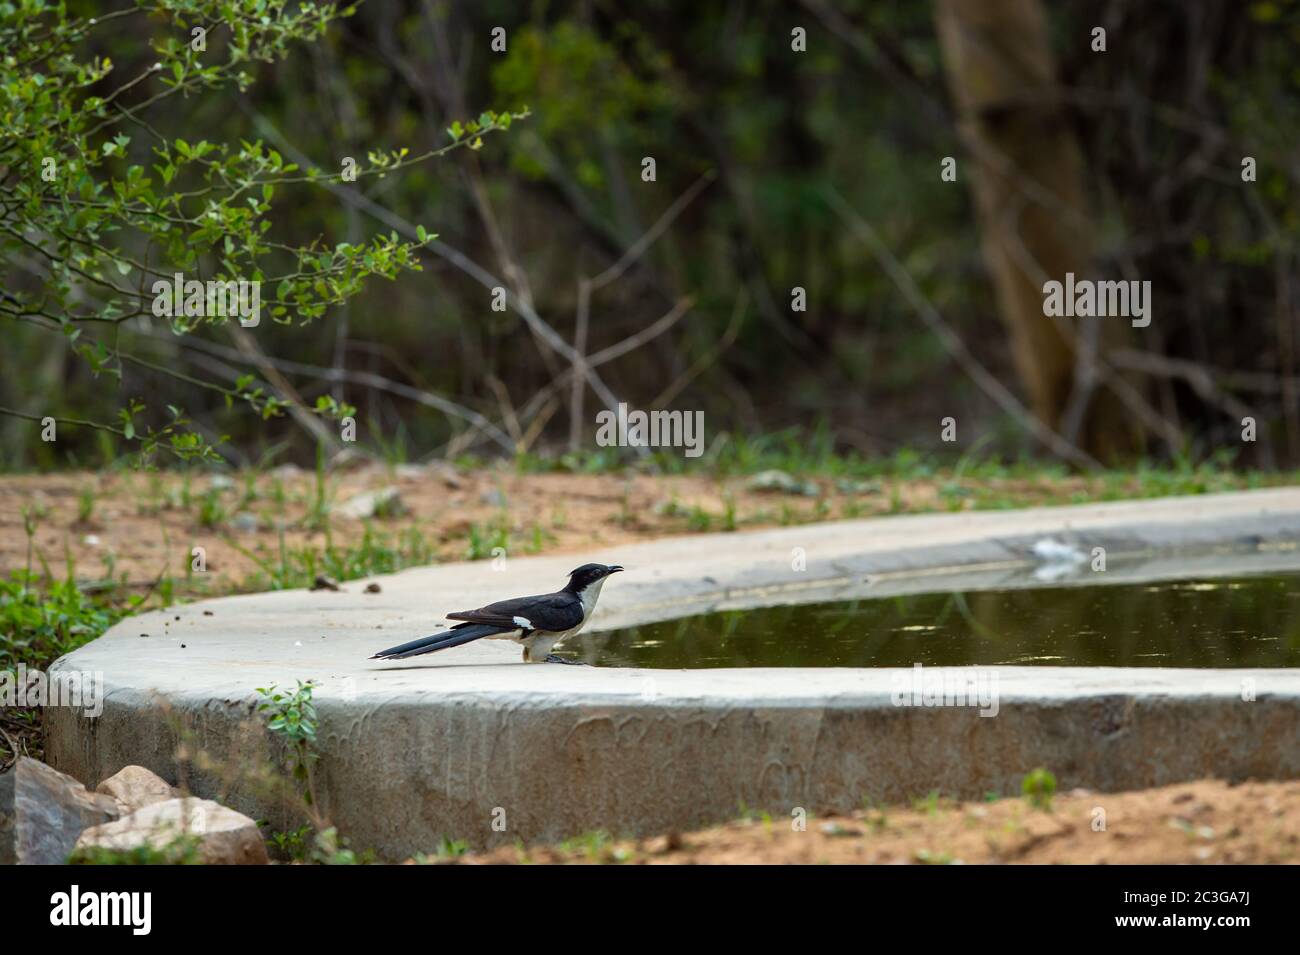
95 765 180 813
0 757 120 864
74 797 269 865
230 511 260 533
336 486 406 520
745 469 820 497
835 478 883 495
392 462 464 488
431 463 464 489
207 474 236 493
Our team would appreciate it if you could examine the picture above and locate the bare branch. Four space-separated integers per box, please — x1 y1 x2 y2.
143 329 517 453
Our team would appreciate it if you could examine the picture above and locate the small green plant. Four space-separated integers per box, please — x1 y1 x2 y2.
253 680 371 863
310 826 368 865
525 523 552 554
435 836 469 859
255 680 319 805
721 493 738 531
239 471 261 510
268 478 288 509
466 521 510 560
560 830 626 863
686 505 712 532
76 486 97 525
656 494 681 518
197 489 227 529
265 823 314 862
1021 767 1057 811
913 790 942 816
737 799 773 825
0 569 129 673
227 525 435 592
68 832 202 865
409 837 470 865
133 476 156 516
302 444 332 532
513 839 533 865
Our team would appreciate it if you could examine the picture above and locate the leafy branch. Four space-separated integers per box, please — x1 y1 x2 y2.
0 0 525 464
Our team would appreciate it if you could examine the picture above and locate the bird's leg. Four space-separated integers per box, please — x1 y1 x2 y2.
544 654 590 665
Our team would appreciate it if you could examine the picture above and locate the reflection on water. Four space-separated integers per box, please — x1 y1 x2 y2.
555 575 1300 669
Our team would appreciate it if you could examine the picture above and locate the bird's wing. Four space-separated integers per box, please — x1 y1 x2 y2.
447 592 584 632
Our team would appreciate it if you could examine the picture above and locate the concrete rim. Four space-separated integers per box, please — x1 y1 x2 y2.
45 487 1300 857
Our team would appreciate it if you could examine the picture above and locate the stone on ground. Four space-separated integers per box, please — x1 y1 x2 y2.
336 486 406 519
95 765 180 813
744 469 819 496
0 757 121 864
74 797 269 864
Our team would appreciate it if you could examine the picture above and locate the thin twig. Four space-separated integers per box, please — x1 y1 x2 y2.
227 323 344 456
153 331 516 453
588 170 717 292
569 278 591 452
653 292 748 409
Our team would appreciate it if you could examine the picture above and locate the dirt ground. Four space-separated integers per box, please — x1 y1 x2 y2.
0 463 1104 594
447 779 1300 864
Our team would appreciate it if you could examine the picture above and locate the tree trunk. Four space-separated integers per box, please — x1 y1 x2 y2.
934 0 1143 460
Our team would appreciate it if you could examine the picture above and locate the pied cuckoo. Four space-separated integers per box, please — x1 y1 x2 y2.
370 563 623 664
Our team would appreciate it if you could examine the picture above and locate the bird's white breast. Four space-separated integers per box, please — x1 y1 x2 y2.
575 576 607 621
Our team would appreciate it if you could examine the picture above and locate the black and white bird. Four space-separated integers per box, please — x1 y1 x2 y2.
370 563 624 664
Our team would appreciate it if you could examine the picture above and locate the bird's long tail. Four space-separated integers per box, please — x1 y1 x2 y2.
370 623 505 660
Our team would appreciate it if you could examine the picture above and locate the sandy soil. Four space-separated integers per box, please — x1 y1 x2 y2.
0 463 1101 594
446 779 1300 865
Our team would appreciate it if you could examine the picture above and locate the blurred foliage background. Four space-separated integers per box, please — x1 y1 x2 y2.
3 0 1299 471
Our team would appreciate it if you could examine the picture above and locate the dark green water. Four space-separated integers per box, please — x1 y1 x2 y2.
556 575 1300 668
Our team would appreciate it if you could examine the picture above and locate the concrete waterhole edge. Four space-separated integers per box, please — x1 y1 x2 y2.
46 488 1300 858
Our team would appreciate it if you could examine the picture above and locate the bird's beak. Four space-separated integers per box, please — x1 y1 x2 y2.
608 565 624 574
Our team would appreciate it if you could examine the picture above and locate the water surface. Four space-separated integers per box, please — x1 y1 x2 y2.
556 574 1300 668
